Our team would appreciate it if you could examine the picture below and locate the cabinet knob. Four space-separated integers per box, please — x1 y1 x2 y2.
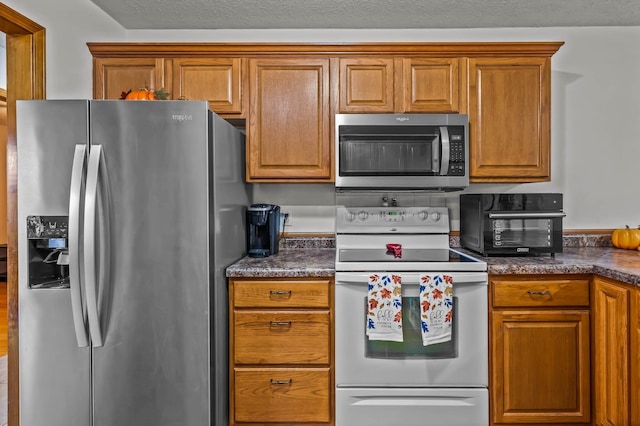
270 379 292 385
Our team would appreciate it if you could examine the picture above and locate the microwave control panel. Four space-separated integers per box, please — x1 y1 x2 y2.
447 128 466 176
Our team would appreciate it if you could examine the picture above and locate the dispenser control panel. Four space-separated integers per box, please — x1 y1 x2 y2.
27 215 69 289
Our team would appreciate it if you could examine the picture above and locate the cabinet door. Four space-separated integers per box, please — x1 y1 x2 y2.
172 58 245 117
338 57 395 112
248 58 331 181
593 278 630 426
491 310 590 424
93 58 165 100
402 58 464 113
468 57 551 182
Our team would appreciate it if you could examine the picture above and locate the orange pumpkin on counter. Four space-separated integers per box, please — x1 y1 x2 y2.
611 225 640 250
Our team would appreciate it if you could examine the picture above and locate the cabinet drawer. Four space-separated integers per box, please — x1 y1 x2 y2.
233 280 330 308
234 311 330 364
234 367 330 423
492 278 590 308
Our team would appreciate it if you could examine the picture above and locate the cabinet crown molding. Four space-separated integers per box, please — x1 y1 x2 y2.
87 41 564 58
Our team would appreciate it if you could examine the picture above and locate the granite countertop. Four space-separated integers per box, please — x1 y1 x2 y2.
226 248 336 278
226 238 640 287
478 247 640 286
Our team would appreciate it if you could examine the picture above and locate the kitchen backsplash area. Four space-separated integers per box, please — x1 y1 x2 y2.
253 184 572 235
253 184 614 248
280 234 612 250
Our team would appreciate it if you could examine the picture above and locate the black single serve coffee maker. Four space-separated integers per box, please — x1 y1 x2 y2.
246 204 281 258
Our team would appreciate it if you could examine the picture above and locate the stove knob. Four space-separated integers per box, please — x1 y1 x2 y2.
430 211 441 222
358 211 369 221
417 210 429 221
345 211 356 222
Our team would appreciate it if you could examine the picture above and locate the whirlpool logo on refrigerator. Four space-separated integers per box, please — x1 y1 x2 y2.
172 114 193 121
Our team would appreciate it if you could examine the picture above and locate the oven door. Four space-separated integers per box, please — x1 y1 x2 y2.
334 271 488 387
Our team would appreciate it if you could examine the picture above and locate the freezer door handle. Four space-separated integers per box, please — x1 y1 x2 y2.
69 144 89 347
84 145 111 347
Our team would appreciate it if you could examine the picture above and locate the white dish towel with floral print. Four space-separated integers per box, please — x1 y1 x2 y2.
366 273 403 342
419 274 454 346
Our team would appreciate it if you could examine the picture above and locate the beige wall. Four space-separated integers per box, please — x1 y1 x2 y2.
4 0 640 232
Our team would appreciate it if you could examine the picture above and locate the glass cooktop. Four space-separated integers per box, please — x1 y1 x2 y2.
338 247 481 263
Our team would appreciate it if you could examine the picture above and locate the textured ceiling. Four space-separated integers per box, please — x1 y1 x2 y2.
90 0 640 29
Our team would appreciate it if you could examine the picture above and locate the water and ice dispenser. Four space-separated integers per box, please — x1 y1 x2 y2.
27 215 69 288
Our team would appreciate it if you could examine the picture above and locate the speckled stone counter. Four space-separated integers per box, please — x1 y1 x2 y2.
475 247 640 286
226 248 335 278
226 237 640 287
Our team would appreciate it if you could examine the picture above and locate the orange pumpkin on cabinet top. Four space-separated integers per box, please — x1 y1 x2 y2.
611 225 640 250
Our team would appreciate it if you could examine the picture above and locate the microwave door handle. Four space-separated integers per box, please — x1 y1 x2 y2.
488 212 567 219
439 126 450 175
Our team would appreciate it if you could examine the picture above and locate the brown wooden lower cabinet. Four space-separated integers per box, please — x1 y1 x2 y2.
234 368 330 423
592 276 640 426
490 275 591 425
229 277 334 425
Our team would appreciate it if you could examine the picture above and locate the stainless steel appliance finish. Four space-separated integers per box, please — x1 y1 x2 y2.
335 113 469 191
17 100 249 426
460 193 566 256
334 196 488 426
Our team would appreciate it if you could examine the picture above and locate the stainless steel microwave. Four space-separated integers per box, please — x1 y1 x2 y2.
335 113 469 190
460 193 566 256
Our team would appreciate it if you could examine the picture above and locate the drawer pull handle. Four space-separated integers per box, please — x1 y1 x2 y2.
270 379 292 385
527 290 551 295
269 290 292 296
270 321 292 327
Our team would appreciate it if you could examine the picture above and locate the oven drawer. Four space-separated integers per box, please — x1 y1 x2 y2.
234 311 330 364
492 277 590 308
232 279 330 308
234 367 330 423
336 387 488 426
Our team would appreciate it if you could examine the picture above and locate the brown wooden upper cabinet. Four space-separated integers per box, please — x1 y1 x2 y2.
93 57 166 100
337 57 395 112
247 57 331 182
401 57 465 113
88 42 563 183
468 57 551 182
171 57 245 118
336 57 464 113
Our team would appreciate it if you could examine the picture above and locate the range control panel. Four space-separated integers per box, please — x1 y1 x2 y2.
336 206 449 234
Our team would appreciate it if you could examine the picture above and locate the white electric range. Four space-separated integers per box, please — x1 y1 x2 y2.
334 200 489 426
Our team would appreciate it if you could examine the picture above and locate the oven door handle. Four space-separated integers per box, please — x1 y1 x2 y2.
335 272 488 285
488 212 566 219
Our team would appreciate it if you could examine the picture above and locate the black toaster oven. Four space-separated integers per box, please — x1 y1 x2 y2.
460 193 565 256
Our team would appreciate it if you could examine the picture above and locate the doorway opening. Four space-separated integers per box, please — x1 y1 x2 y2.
0 4 46 425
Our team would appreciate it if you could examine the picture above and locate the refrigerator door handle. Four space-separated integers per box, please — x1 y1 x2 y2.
84 144 111 347
69 144 90 348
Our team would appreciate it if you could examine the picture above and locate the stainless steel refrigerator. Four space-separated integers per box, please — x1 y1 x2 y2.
16 100 249 426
